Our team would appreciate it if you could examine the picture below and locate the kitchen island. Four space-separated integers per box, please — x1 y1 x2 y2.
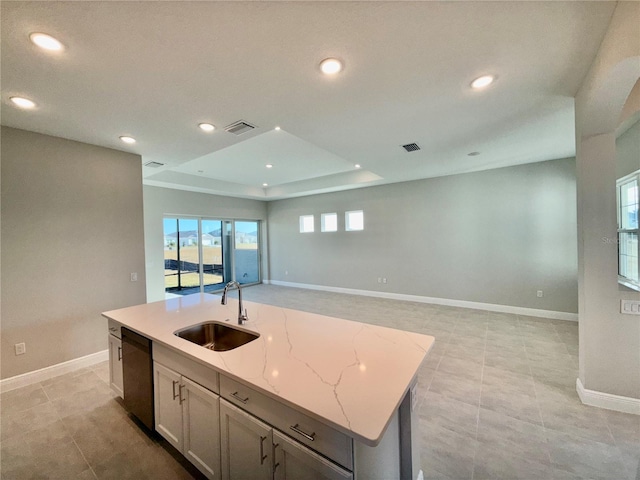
103 293 434 480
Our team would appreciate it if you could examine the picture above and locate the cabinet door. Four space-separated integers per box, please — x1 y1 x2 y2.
154 362 184 452
182 376 221 480
220 399 272 480
108 334 123 398
273 431 353 480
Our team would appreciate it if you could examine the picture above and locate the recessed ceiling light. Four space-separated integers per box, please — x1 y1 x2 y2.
355 164 361 169
274 126 281 131
263 183 268 187
471 75 495 89
29 33 64 51
199 123 215 132
119 136 136 144
10 96 36 109
467 151 481 156
266 164 273 169
320 58 343 75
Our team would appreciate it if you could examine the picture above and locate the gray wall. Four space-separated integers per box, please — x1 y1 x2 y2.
1 127 147 379
267 158 578 314
575 1 640 400
143 185 268 302
616 117 640 180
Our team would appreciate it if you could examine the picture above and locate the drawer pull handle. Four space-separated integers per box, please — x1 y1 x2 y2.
290 424 316 442
178 384 185 405
259 435 268 464
273 443 280 472
172 380 180 400
230 391 249 404
117 346 122 361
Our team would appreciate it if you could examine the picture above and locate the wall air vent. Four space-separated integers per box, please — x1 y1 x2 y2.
224 120 257 135
402 143 421 152
144 161 165 168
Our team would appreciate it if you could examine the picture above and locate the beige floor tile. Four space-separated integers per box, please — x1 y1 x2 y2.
0 285 636 480
472 447 553 480
420 422 477 480
476 407 550 463
1 401 60 442
428 370 482 406
0 384 49 416
547 430 633 480
437 355 483 382
420 390 479 438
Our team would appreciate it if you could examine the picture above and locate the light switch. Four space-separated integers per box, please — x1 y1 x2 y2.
621 299 640 315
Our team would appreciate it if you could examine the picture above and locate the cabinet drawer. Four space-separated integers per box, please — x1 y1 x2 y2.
154 343 219 394
220 375 353 471
107 319 121 339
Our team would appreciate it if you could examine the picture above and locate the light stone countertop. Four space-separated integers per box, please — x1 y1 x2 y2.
102 293 434 446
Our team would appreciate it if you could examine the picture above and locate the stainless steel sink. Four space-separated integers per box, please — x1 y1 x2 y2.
174 321 259 351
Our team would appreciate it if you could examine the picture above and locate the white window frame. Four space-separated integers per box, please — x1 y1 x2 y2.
345 210 364 232
617 170 640 291
321 213 338 232
299 215 315 233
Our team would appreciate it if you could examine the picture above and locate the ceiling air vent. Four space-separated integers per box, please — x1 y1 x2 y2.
224 120 257 136
402 143 421 152
144 161 164 168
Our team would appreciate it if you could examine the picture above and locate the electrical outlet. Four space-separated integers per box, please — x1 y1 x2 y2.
383 278 387 284
536 290 543 298
130 272 138 282
377 277 382 283
15 343 26 355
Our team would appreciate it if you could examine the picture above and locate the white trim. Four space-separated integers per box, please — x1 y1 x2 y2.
0 350 108 393
576 378 640 415
267 280 579 321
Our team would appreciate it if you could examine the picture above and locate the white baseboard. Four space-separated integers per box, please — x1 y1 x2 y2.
0 350 109 393
576 378 640 415
265 280 578 322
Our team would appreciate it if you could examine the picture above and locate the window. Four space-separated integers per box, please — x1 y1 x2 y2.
164 217 261 296
299 215 314 233
345 210 364 231
321 213 338 232
617 171 639 291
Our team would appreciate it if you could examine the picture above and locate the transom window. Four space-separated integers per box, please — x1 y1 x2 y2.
321 213 338 232
345 210 364 231
299 215 314 233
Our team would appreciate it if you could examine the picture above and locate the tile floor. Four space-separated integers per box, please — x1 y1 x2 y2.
1 285 638 479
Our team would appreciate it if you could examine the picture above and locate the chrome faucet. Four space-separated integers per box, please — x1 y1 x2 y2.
221 281 248 325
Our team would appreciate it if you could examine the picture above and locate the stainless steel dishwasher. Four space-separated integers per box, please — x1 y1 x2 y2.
121 327 154 430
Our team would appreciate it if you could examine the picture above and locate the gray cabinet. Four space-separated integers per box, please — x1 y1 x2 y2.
273 430 353 480
154 361 183 450
154 361 221 479
149 346 405 480
220 399 273 480
220 399 352 480
108 333 123 398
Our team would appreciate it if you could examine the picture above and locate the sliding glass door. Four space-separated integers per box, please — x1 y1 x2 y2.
234 221 260 285
164 218 201 294
201 219 225 292
164 217 260 296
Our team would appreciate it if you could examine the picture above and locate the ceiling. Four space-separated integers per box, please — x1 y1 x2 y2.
1 1 616 200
